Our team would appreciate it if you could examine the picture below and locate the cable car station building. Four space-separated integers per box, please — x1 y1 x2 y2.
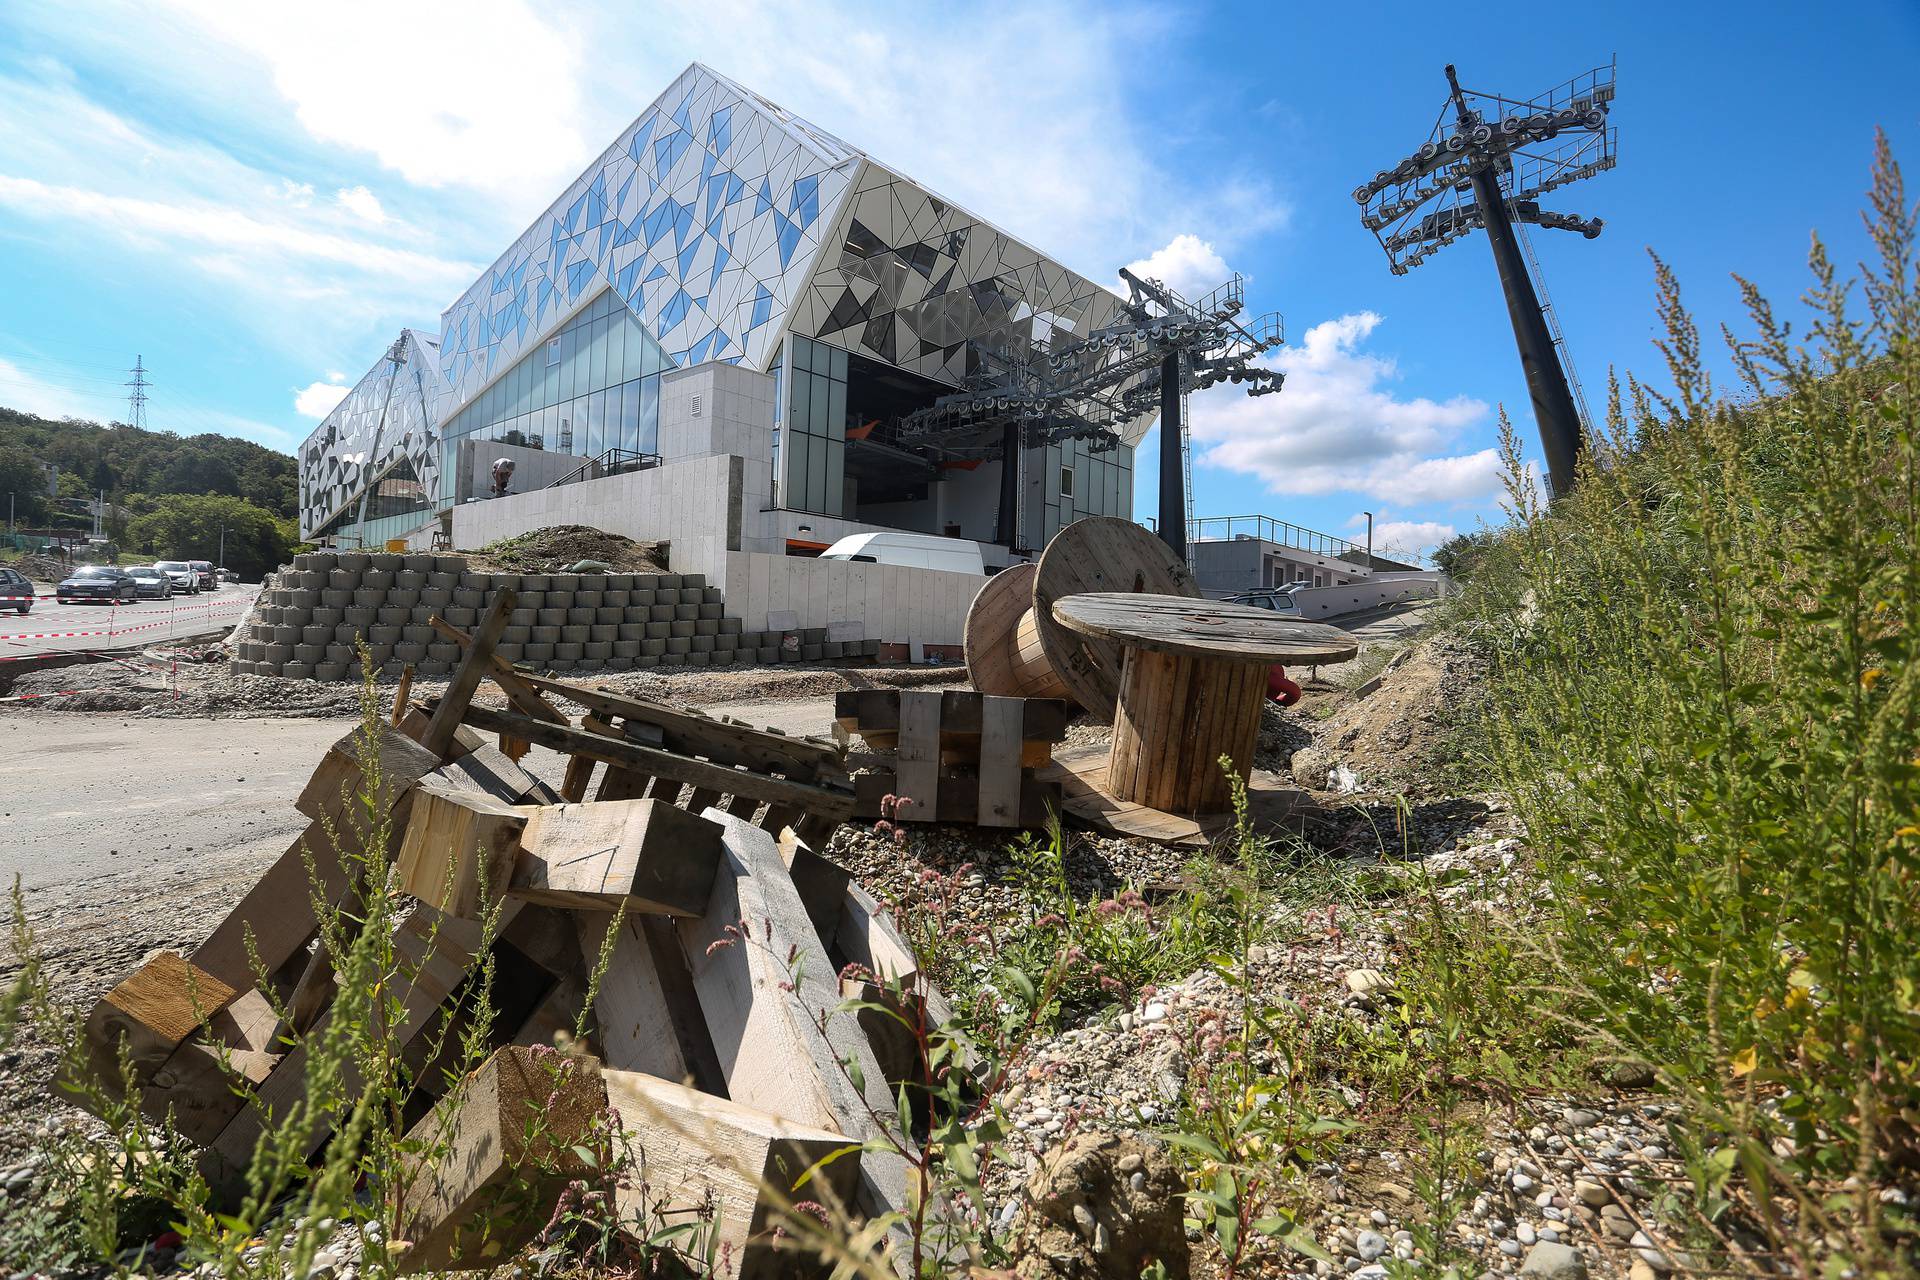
298 64 1143 641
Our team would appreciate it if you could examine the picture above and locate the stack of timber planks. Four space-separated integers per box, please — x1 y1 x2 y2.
836 688 1067 828
70 595 940 1275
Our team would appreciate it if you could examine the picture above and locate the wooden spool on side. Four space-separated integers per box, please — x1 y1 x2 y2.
1030 518 1199 722
964 562 1073 702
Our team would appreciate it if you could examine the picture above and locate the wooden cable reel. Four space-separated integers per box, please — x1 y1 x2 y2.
964 516 1200 720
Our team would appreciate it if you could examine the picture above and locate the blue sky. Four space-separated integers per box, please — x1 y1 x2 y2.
0 1 1914 559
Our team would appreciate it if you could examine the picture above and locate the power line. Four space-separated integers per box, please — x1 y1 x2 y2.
126 356 151 431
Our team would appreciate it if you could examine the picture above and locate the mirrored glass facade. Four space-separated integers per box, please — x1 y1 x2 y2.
782 335 849 515
440 289 671 482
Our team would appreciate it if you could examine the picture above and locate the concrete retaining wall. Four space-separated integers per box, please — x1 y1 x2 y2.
448 453 742 585
229 548 878 682
718 550 983 645
1287 572 1444 620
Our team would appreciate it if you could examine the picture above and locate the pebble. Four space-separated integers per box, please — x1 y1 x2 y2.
1355 1229 1388 1261
1141 1002 1168 1024
1515 1222 1537 1246
1572 1177 1611 1206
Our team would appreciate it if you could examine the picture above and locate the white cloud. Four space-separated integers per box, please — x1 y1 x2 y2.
294 378 351 418
1123 234 1232 300
334 184 386 224
153 0 591 194
0 355 124 423
1354 517 1458 561
1191 312 1500 503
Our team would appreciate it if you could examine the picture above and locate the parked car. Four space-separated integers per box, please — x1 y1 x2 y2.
57 565 139 604
190 559 217 590
126 566 176 599
1225 585 1306 616
0 567 32 614
216 567 239 583
817 531 986 574
153 560 201 594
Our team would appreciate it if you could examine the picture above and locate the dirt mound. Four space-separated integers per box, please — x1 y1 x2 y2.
460 525 668 576
1290 632 1489 797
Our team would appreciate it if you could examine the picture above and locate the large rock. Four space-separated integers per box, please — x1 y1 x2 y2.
1519 1241 1589 1279
1010 1132 1189 1280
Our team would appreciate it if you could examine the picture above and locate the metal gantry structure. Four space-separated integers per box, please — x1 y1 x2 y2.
898 270 1284 555
1355 60 1617 497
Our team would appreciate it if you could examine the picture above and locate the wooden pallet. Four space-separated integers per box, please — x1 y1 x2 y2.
76 593 935 1265
836 688 1065 828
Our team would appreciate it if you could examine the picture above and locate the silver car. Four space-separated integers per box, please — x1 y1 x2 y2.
153 560 201 595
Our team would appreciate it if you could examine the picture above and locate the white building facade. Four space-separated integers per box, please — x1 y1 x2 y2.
299 63 1142 573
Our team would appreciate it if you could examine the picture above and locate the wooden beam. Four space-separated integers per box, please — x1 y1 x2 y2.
390 665 415 727
780 830 852 948
135 989 280 1145
894 691 941 822
976 695 1025 828
573 913 689 1082
676 811 910 1227
512 671 845 776
460 706 857 821
396 1045 608 1273
834 688 1070 742
604 1069 861 1280
295 722 443 839
433 740 560 806
208 903 510 1178
420 588 517 760
78 951 241 1086
190 821 353 990
394 776 529 919
511 799 722 916
429 616 568 726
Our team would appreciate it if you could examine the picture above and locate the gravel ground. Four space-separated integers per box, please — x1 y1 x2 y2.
3 604 1695 1280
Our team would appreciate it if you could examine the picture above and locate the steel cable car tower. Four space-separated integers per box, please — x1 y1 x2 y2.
1355 60 1617 497
897 270 1284 557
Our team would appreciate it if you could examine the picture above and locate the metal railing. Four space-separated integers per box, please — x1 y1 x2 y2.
543 447 664 490
1189 514 1365 561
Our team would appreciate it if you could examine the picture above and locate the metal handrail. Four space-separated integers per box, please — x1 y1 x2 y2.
1189 514 1365 560
543 448 664 490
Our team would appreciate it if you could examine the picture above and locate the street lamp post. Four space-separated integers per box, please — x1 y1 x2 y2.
1363 510 1374 571
217 523 227 574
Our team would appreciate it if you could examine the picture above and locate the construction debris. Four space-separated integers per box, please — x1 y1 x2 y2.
69 594 948 1271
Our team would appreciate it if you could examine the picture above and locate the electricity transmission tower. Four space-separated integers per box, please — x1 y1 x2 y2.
125 356 150 430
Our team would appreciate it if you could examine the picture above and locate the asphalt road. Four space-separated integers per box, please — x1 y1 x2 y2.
0 715 353 894
0 583 259 660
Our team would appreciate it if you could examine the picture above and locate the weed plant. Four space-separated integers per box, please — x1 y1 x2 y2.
1441 135 1920 1271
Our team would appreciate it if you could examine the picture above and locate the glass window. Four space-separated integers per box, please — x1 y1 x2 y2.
557 329 577 400
617 381 639 452
606 313 628 385
591 389 609 456
588 317 609 392
811 427 829 512
806 377 828 434
826 378 846 436
790 371 810 427
825 438 845 516
639 375 659 453
829 345 848 380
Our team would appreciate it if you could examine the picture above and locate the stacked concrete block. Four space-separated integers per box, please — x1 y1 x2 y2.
229 552 875 683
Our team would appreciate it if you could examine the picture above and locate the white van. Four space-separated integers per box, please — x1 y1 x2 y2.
818 531 985 575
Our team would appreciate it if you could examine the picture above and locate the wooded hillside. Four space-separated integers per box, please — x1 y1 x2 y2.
0 406 297 528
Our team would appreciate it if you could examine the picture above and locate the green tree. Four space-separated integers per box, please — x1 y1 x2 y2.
0 444 51 527
123 493 293 580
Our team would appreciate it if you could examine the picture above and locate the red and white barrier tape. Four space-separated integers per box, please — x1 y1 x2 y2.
0 689 82 703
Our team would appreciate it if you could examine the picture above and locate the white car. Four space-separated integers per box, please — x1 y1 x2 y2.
817 531 985 574
153 560 201 594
